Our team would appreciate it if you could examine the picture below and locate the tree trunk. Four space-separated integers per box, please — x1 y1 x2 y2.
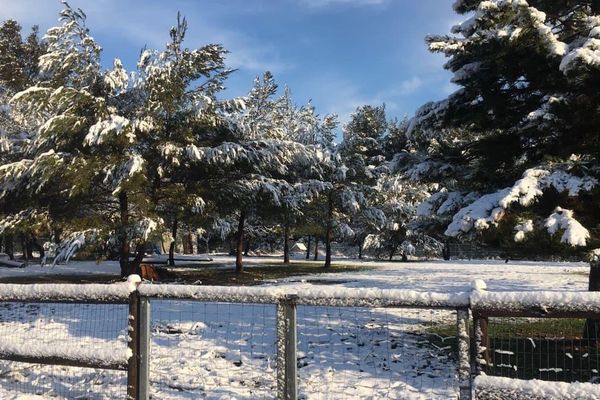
584 260 600 339
25 238 34 259
313 236 319 261
118 191 130 277
31 238 44 259
5 234 14 260
306 236 311 260
168 217 178 266
358 236 365 260
128 242 146 276
182 231 193 254
53 226 62 245
388 245 398 261
442 239 450 261
283 222 290 265
235 211 246 273
21 235 29 262
324 194 333 268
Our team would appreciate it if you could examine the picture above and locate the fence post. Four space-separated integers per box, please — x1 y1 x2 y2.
473 313 490 376
138 296 151 400
456 308 471 400
277 294 298 400
127 291 139 400
127 291 150 400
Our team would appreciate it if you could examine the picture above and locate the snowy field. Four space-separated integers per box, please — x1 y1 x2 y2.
0 257 593 399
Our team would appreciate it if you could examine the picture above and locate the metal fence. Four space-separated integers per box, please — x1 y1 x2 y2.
0 282 132 399
471 290 600 400
136 285 472 400
0 280 599 399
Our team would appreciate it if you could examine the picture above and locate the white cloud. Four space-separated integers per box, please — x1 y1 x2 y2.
0 0 289 74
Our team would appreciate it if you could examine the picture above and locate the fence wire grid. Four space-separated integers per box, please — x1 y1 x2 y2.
295 306 459 399
149 300 277 399
1 283 599 400
0 302 128 399
479 316 600 384
145 299 460 400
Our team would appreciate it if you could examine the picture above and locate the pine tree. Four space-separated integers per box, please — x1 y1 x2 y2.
0 19 45 260
1 4 231 276
408 1 600 305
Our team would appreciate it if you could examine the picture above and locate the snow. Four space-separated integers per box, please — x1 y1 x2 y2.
514 219 534 242
545 207 590 247
85 115 132 146
475 375 600 399
0 279 136 302
0 342 129 369
445 167 596 240
472 279 487 291
471 290 600 314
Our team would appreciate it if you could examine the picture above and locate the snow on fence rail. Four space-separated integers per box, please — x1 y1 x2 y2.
471 290 600 317
0 279 137 303
138 283 471 308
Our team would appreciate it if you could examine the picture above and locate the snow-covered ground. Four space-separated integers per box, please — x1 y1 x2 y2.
0 257 593 399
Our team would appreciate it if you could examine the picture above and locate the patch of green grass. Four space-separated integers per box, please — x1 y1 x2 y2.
162 260 374 286
486 317 586 338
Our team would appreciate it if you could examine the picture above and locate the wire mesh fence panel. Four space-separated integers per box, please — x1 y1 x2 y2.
0 302 129 398
0 361 127 399
295 306 459 399
481 317 600 384
148 299 277 399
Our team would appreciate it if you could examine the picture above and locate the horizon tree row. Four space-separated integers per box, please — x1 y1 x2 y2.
0 4 425 276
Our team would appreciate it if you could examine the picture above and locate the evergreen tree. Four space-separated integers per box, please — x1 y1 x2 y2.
408 1 600 303
0 19 45 260
1 4 231 276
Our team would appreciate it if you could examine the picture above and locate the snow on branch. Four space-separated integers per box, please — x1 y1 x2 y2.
103 154 145 195
85 114 133 146
513 219 533 242
560 16 600 74
544 207 590 247
445 167 597 240
52 229 98 265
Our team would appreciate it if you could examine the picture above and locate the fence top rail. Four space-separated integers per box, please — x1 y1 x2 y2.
471 289 600 316
137 283 471 308
0 276 139 303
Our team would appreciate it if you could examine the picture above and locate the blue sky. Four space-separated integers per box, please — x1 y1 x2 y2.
0 0 460 126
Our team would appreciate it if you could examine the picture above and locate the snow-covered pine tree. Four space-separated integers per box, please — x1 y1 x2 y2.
191 73 328 272
409 1 600 297
2 4 232 276
270 86 336 264
339 105 389 258
0 19 45 261
339 106 433 261
136 13 233 267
